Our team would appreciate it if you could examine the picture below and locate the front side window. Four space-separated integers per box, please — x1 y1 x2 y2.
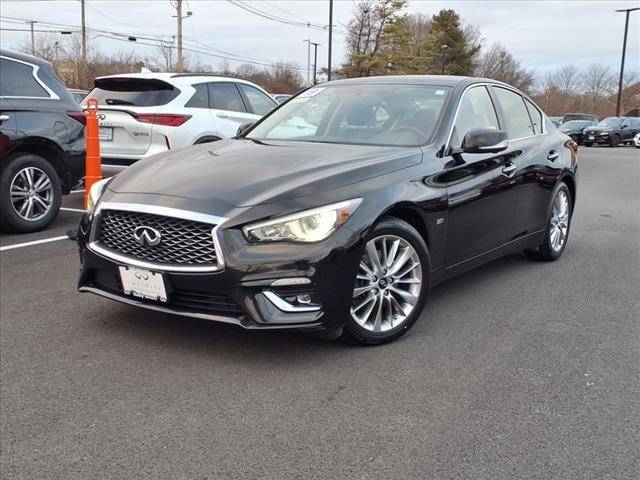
247 84 450 147
185 83 209 108
493 87 535 139
452 86 499 146
524 98 543 134
207 83 246 113
0 58 48 98
239 84 277 116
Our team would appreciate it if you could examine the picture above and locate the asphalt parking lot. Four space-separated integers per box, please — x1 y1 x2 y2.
1 146 638 479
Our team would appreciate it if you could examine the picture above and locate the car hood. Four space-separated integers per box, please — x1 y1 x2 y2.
108 139 422 207
584 126 615 133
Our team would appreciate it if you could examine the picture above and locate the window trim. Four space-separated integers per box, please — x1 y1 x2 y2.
444 82 546 152
0 55 59 100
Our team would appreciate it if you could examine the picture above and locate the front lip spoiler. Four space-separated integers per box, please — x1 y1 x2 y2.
79 286 325 331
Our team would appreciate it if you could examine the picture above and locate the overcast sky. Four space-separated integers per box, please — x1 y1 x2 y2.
1 0 638 81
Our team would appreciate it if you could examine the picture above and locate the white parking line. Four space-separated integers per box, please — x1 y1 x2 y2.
0 235 70 252
60 207 86 213
70 189 85 194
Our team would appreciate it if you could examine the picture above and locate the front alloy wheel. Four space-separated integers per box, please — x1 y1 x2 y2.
344 217 429 345
10 167 54 221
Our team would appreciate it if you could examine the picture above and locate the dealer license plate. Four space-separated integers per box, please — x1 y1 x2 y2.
118 266 167 302
588 135 595 140
99 127 113 142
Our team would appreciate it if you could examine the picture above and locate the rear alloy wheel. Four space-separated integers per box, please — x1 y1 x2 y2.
344 218 429 345
0 153 62 233
524 182 572 262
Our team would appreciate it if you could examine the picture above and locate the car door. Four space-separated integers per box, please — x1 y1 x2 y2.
443 85 519 266
492 87 563 237
621 117 640 142
207 82 256 138
0 98 19 158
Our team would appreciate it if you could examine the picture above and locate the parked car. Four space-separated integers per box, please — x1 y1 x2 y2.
559 119 598 144
69 88 88 104
82 72 278 167
77 76 577 345
582 117 640 146
0 49 85 233
561 113 599 124
272 94 292 104
634 132 640 148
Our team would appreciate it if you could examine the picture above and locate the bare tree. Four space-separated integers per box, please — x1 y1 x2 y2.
582 64 614 113
554 64 582 113
475 42 534 93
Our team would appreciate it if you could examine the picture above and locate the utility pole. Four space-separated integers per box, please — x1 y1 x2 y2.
80 0 87 62
615 7 639 116
440 44 448 75
27 21 36 55
172 0 192 73
311 42 320 85
327 0 333 81
303 39 311 85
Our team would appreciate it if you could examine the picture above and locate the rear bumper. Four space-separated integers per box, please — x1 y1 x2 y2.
76 213 364 332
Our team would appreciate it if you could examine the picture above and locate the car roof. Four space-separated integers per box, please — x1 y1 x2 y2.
0 48 53 68
93 71 260 88
325 75 505 88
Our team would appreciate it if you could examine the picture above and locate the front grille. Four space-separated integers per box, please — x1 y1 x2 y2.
96 209 217 267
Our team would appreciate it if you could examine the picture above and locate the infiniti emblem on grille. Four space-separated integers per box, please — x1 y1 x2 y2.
133 226 162 247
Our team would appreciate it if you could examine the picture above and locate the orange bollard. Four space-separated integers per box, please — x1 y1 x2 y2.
83 98 102 209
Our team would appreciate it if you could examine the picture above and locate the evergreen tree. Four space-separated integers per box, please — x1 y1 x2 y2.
421 9 480 76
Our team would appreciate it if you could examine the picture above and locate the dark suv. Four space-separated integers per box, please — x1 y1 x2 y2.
0 49 85 233
583 117 640 147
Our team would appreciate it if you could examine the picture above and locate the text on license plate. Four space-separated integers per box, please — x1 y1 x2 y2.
118 266 167 302
99 127 113 141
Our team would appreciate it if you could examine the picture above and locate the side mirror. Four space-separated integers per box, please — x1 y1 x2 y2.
236 122 254 137
459 128 509 154
621 124 628 129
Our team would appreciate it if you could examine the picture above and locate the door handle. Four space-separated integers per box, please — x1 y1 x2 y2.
0 114 9 123
501 162 517 177
547 150 559 161
216 114 229 119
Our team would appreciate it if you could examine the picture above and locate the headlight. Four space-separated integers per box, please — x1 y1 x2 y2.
86 177 112 214
600 131 609 136
243 199 362 243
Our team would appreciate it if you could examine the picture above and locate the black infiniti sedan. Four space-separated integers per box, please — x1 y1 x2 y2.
582 116 640 147
77 76 578 345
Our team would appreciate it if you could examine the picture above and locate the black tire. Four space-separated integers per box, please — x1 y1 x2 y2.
0 153 62 233
342 217 430 346
524 182 572 262
609 134 620 147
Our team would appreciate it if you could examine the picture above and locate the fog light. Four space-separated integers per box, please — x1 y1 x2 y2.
296 293 312 304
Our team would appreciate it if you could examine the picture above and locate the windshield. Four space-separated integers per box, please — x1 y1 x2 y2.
560 120 589 129
597 117 622 128
246 84 451 147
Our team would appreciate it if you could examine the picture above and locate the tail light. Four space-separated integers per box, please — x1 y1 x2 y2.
133 114 191 127
67 111 87 125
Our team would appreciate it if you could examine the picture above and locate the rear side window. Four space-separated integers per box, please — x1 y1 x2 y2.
185 83 209 108
86 78 179 106
238 84 276 116
494 87 535 139
524 98 543 134
208 83 246 112
0 58 48 97
453 86 499 145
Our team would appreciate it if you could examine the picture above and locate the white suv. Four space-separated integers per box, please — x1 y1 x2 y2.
83 72 277 167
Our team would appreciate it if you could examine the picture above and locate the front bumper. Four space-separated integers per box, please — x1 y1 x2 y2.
77 213 364 332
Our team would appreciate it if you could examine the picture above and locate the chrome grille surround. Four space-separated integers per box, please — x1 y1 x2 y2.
88 202 227 272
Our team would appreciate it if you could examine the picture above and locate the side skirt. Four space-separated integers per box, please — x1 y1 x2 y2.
431 229 545 286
